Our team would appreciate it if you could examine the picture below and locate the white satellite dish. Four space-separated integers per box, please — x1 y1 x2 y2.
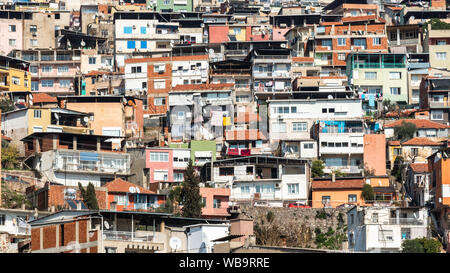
104 221 110 230
169 237 182 251
83 116 89 123
81 40 86 47
209 48 214 54
135 187 140 193
129 186 136 193
54 113 59 119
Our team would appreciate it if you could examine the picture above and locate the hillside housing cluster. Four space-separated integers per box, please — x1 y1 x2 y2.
0 0 449 253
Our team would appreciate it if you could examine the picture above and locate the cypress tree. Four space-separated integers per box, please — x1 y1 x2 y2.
180 159 203 218
78 182 99 210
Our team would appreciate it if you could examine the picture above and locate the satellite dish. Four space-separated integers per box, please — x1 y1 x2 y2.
129 186 136 193
169 237 182 251
83 116 89 123
104 221 110 230
81 40 86 47
135 187 140 193
209 48 214 54
54 113 59 119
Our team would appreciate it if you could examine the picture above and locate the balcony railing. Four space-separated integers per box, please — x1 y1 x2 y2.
368 218 424 225
103 231 153 242
54 150 130 174
429 101 450 108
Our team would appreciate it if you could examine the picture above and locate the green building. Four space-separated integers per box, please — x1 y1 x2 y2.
170 140 217 166
153 0 193 12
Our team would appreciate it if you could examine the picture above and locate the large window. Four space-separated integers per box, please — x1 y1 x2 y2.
373 37 381 45
272 122 286 133
59 80 70 87
337 38 346 46
42 80 54 87
389 72 401 79
348 194 357 202
378 230 394 241
431 110 444 120
436 52 447 60
58 66 69 73
219 167 234 176
288 183 299 194
390 87 401 95
213 198 221 208
174 172 184 182
241 186 250 194
88 57 96 65
154 80 166 89
149 152 169 162
127 40 136 49
42 66 52 72
123 26 132 34
365 72 377 80
292 122 307 132
154 170 168 181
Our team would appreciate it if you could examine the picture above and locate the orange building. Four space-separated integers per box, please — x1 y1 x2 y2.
428 150 450 208
311 177 368 208
363 134 387 176
105 178 165 212
200 187 230 219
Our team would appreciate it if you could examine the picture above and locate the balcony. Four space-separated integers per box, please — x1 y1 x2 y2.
54 150 130 175
429 101 450 108
225 50 249 56
369 218 424 225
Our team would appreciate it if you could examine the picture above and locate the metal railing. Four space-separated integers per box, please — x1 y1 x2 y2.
103 231 153 242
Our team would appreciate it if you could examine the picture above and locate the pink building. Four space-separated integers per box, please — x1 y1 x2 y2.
145 148 190 192
230 217 254 244
0 19 23 56
200 187 231 219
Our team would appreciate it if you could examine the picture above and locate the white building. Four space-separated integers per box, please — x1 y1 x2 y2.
405 163 432 207
203 156 310 207
347 206 429 253
186 223 230 253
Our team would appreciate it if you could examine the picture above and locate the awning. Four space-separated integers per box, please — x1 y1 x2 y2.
80 152 99 161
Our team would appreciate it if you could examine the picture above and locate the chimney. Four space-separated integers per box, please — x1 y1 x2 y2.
332 172 336 182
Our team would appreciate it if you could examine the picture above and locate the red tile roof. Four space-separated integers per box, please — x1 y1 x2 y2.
105 178 155 194
401 137 443 146
32 92 57 103
311 178 365 190
410 163 429 173
388 140 401 146
292 57 315 62
385 119 450 129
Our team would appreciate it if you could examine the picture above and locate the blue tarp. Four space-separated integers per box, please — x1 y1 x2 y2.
80 152 98 161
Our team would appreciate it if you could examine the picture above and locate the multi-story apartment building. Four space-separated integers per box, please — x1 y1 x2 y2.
0 55 31 93
2 107 91 156
154 0 193 12
405 163 432 207
384 119 450 142
347 206 429 253
0 11 26 56
13 49 81 95
21 132 131 187
168 83 234 142
424 25 450 71
249 48 292 99
313 16 388 76
114 12 180 67
387 24 423 53
202 156 311 207
419 77 450 125
347 53 408 113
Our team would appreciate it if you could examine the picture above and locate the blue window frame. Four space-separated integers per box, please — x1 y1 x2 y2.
127 40 135 49
124 26 132 34
140 27 146 34
140 40 147 49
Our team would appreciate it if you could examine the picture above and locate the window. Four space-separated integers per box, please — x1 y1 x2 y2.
34 110 41 118
436 52 447 60
154 97 165 106
436 40 447 45
431 110 444 120
213 198 221 208
389 72 401 79
292 122 307 132
174 172 184 182
288 184 299 194
9 25 16 32
411 148 418 156
105 247 117 253
338 53 346 61
233 28 241 35
390 87 400 95
30 25 37 32
373 37 381 45
241 186 250 194
291 106 297 113
322 108 327 113
378 230 394 241
140 26 146 34
58 66 69 73
202 197 207 208
127 40 136 49
303 143 314 149
219 167 234 176
365 72 377 80
154 64 166 73
371 213 378 223
337 38 346 46
11 76 20 85
177 111 185 120
322 196 331 205
31 81 38 91
42 80 54 87
164 0 171 4
393 148 402 156
9 39 16 46
154 80 166 89
59 80 70 87
88 57 96 65
131 66 142 73
42 66 52 73
272 122 286 133
114 195 126 206
348 194 357 202
124 26 132 34
0 214 5 225
351 10 358 16
140 40 147 49
149 152 169 162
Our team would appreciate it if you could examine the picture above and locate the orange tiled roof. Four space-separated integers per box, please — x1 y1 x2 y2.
171 83 234 91
32 92 57 103
312 178 365 190
385 119 450 129
105 178 155 194
401 137 442 146
388 140 401 146
410 163 429 173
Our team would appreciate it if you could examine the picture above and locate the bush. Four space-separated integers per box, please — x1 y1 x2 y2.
311 160 325 178
362 184 375 203
402 238 441 253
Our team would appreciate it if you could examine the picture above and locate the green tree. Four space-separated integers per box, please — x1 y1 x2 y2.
78 182 99 210
180 159 203 218
394 121 417 142
1 144 19 169
0 98 15 113
402 238 441 253
157 186 182 214
311 160 325 178
362 184 375 203
392 156 405 183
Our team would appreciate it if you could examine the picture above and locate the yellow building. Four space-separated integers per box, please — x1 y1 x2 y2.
0 55 31 93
